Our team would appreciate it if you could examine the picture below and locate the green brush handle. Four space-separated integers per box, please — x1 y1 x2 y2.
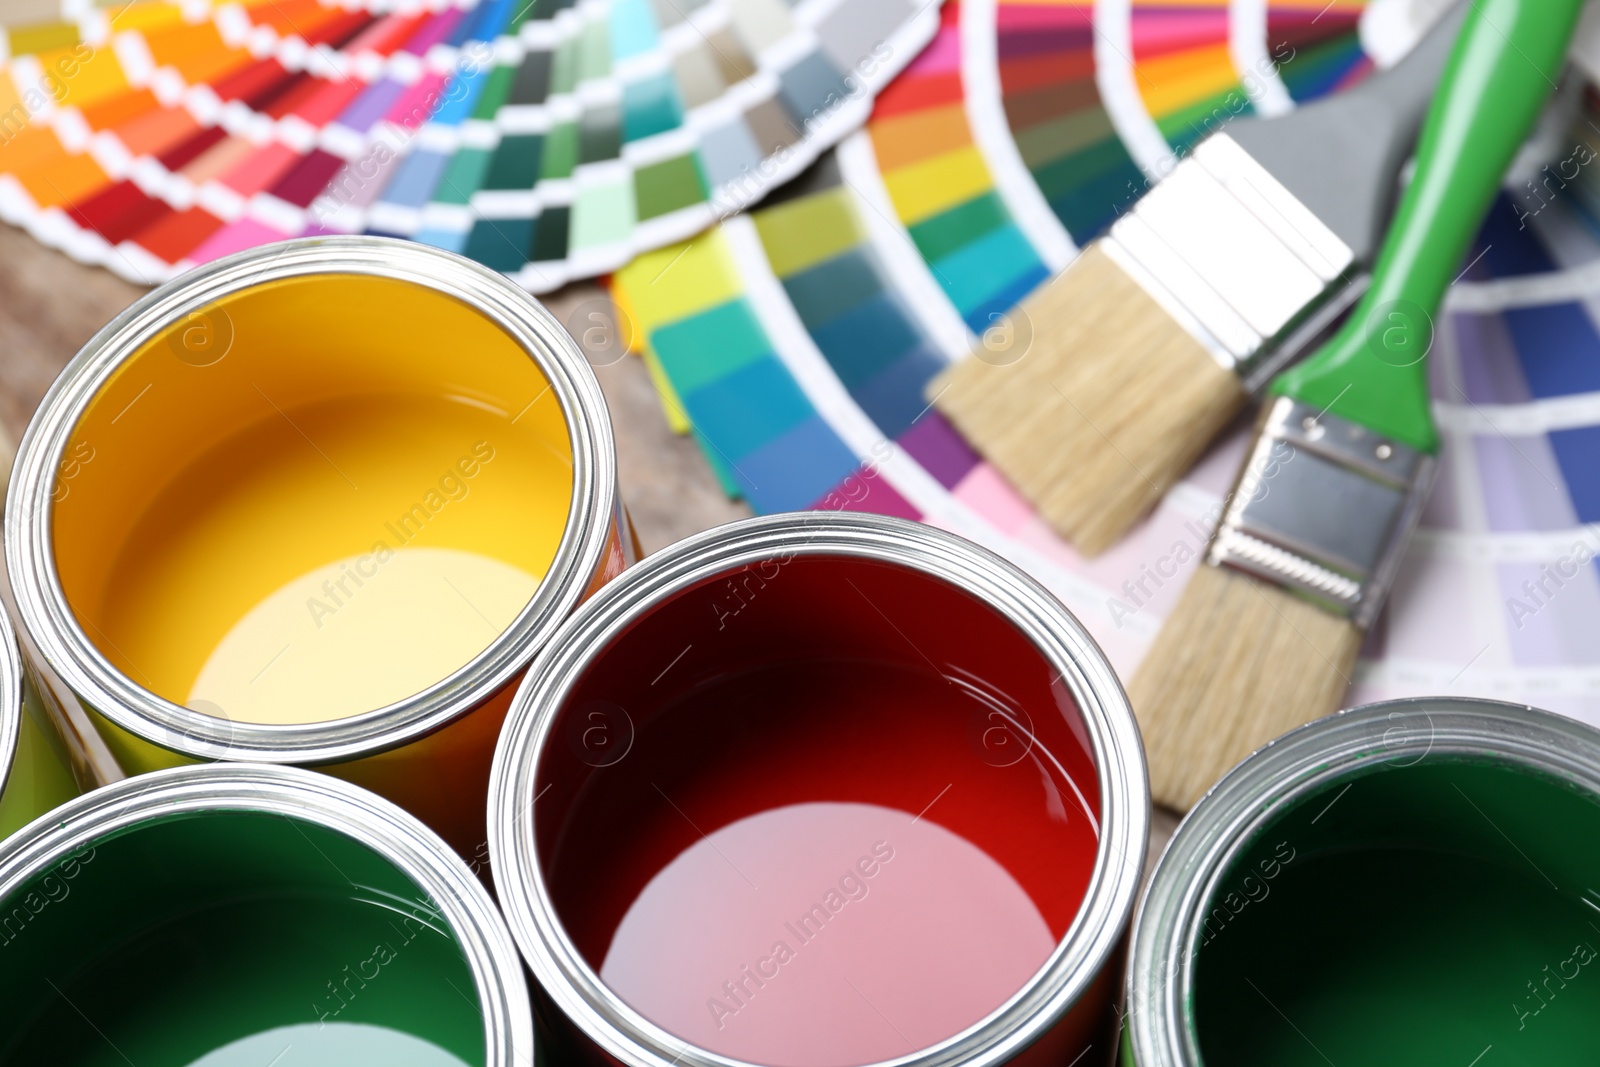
1269 0 1583 453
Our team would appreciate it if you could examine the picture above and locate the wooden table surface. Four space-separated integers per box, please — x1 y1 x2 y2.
0 224 1179 871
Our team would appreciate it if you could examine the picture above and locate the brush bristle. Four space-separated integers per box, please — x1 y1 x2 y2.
1128 563 1361 810
929 243 1247 556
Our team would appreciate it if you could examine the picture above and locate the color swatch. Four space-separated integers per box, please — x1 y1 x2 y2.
0 0 941 289
617 0 1600 726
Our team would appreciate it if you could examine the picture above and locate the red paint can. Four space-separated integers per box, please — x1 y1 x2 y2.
490 513 1147 1067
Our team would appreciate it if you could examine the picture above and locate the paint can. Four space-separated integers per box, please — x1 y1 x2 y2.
0 762 535 1063
1125 697 1600 1066
5 235 630 857
0 604 80 839
490 512 1148 1067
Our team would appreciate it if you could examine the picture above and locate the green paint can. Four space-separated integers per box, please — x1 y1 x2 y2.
0 603 80 840
0 763 535 1065
1124 698 1600 1067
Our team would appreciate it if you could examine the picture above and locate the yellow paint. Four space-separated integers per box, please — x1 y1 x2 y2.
44 43 131 110
7 22 80 57
189 548 539 725
53 274 574 724
613 233 740 332
101 1 190 31
641 348 691 434
751 187 864 277
883 145 992 226
1135 44 1240 117
614 234 742 436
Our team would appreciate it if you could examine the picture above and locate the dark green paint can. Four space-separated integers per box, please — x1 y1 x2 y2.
0 764 534 1065
1125 698 1600 1067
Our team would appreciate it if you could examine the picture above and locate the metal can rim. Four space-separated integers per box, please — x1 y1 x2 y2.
0 761 536 1064
1125 696 1600 1066
0 606 21 800
5 235 618 764
489 510 1150 1067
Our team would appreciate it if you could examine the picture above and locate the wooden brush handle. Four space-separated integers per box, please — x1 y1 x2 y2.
1270 0 1584 453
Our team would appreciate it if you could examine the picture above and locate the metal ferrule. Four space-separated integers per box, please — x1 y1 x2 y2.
1102 134 1361 390
1125 698 1600 1067
490 512 1148 1067
0 763 536 1065
1206 396 1435 629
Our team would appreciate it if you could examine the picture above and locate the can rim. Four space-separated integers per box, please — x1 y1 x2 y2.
489 510 1150 1067
0 606 21 800
1126 697 1600 1066
5 235 618 764
0 761 536 1063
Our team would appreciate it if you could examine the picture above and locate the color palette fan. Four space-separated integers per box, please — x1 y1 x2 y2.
0 0 939 288
615 0 1600 726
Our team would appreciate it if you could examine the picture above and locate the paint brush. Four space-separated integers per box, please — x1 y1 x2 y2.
1127 0 1585 811
927 3 1468 556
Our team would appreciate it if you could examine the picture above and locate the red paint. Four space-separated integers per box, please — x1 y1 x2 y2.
67 181 165 244
134 206 225 263
535 556 1101 1066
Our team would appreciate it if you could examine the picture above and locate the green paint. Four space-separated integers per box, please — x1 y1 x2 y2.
576 17 612 82
531 206 570 262
541 122 580 181
652 300 769 393
434 148 494 205
622 72 685 143
0 681 79 839
1014 107 1118 171
471 66 516 122
1194 761 1600 1066
1032 134 1137 201
578 104 623 166
633 154 707 220
549 37 579 97
0 811 484 1066
907 194 1008 264
483 134 544 190
1154 88 1250 155
570 180 634 249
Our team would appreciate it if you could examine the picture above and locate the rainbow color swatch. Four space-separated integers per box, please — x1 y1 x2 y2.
617 0 1600 724
0 0 939 288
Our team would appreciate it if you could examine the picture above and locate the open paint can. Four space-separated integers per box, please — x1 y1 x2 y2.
6 235 629 855
1125 697 1600 1066
490 512 1148 1067
0 762 534 1063
0 604 80 839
